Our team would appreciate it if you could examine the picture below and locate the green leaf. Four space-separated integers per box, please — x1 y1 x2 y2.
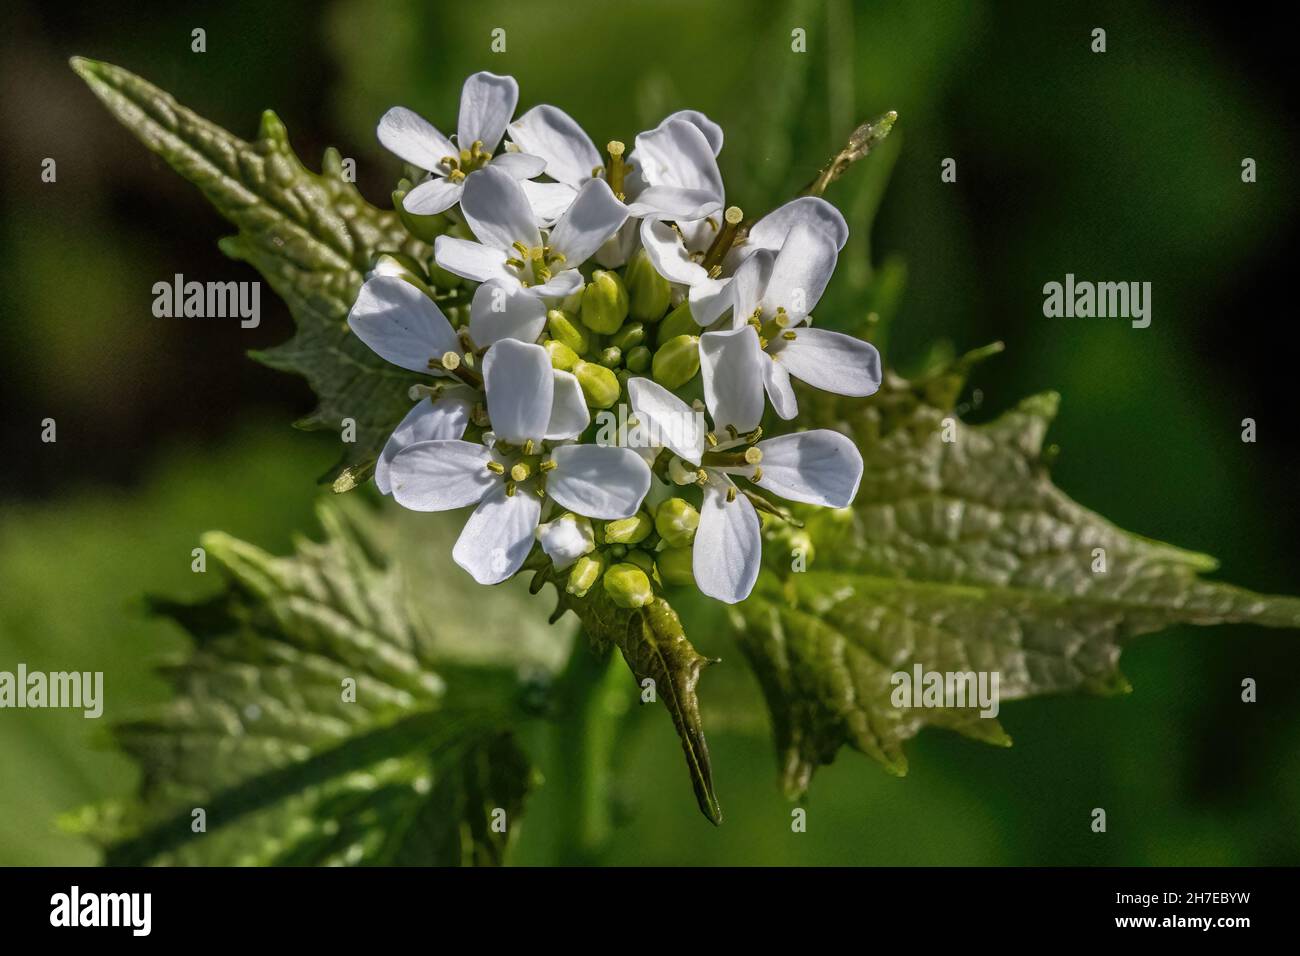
64 501 535 865
731 345 1300 799
536 568 723 825
69 57 440 483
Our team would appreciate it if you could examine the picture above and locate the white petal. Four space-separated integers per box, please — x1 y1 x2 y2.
624 185 722 222
521 180 578 224
729 248 775 325
507 105 602 188
658 109 724 156
547 445 651 520
453 483 542 584
754 431 862 508
699 326 765 433
402 176 463 216
694 479 761 604
746 196 849 253
762 223 838 317
458 71 518 154
761 355 799 420
687 276 734 327
482 338 553 443
547 369 590 440
347 275 459 374
433 235 514 284
375 394 472 494
773 328 883 397
627 377 705 464
377 107 455 171
536 513 595 570
460 165 541 252
388 439 495 511
490 151 547 179
633 118 724 198
469 278 547 347
640 219 709 286
548 178 630 266
526 269 585 299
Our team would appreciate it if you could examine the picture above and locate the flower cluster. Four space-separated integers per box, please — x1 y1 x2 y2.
347 72 882 605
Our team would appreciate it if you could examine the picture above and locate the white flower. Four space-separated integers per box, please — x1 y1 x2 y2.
432 165 629 299
378 72 546 216
715 222 882 419
627 376 862 603
640 196 850 328
387 340 652 584
506 107 724 242
347 273 550 494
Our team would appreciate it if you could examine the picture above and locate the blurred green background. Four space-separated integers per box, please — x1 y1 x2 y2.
1 0 1297 865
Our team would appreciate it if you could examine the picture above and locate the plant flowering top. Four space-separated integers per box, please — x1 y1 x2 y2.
348 73 884 604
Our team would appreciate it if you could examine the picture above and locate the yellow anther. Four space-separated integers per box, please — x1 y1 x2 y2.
523 439 535 455
486 461 505 475
726 486 737 503
751 467 764 482
695 469 709 484
782 330 797 340
505 480 517 497
705 432 719 447
539 458 557 472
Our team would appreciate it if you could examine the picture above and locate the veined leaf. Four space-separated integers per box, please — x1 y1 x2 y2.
731 345 1300 798
64 501 535 866
70 58 439 484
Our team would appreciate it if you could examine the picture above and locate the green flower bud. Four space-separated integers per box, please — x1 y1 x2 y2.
652 334 701 390
604 511 653 544
392 189 446 244
656 547 694 586
624 549 657 574
573 360 620 408
626 248 672 322
598 346 622 368
657 301 699 344
603 562 653 608
545 338 579 371
425 257 462 291
611 321 646 352
567 554 605 598
625 345 652 373
654 497 700 547
547 309 589 354
580 269 629 334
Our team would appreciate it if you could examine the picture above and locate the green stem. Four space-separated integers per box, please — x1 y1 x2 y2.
553 632 628 864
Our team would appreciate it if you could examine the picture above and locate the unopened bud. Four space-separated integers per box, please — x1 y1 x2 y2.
657 301 699 344
547 308 589 354
604 511 653 544
545 339 579 371
598 346 622 368
392 189 446 244
656 546 694 587
626 248 672 322
655 497 700 547
580 269 629 334
567 554 605 598
603 562 653 608
573 360 620 408
611 321 646 352
652 334 701 390
625 345 651 373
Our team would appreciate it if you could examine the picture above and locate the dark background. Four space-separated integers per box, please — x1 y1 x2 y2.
1 0 1296 864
